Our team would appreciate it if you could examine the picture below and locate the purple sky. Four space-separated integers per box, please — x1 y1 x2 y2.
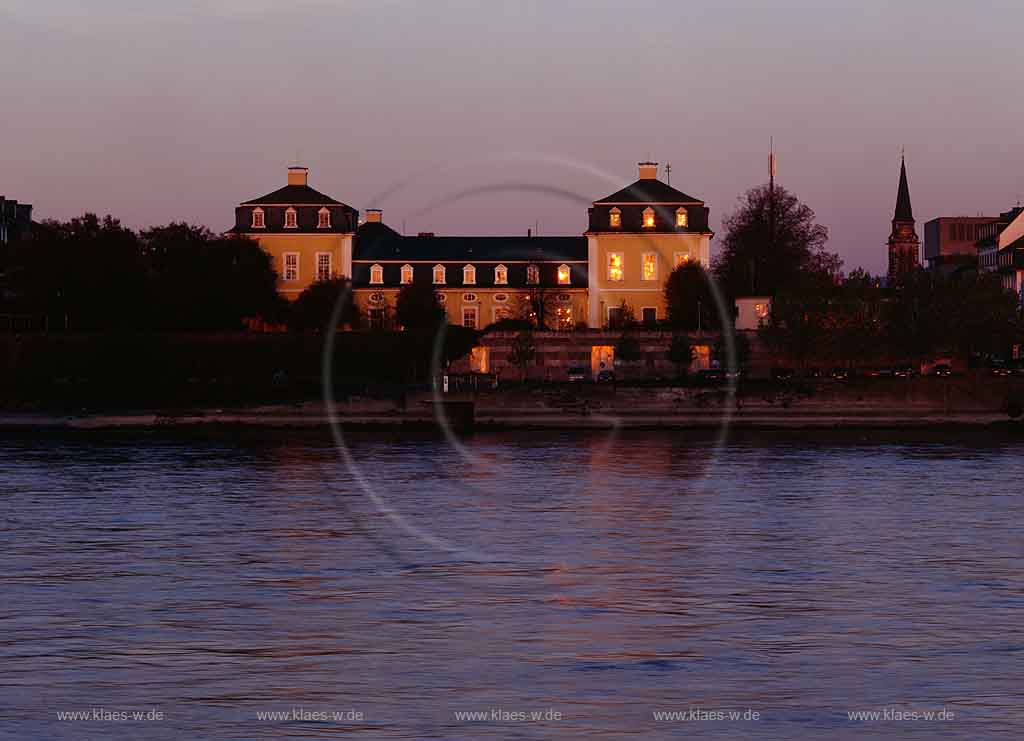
2 0 1022 274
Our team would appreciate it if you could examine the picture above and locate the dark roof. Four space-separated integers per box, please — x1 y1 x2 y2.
355 223 587 262
894 157 913 221
594 178 703 204
241 184 348 206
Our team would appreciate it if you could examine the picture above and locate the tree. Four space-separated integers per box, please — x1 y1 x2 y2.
288 277 360 332
508 330 536 380
944 271 1022 358
713 183 837 298
608 299 635 329
615 327 642 363
667 333 695 379
757 270 833 368
827 269 885 367
17 214 148 331
395 274 445 330
142 225 282 330
664 261 716 330
712 328 751 370
517 286 559 330
886 269 1022 362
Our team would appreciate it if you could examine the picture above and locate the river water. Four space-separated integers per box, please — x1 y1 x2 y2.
2 429 1022 739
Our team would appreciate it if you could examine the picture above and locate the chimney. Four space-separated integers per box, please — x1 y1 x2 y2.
638 161 658 180
287 166 309 187
366 209 382 223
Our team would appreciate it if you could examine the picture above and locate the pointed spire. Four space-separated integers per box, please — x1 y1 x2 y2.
894 155 913 221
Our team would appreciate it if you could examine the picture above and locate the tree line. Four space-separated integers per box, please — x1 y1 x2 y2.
2 216 283 331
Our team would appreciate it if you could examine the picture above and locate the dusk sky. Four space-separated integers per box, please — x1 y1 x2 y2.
3 0 1022 274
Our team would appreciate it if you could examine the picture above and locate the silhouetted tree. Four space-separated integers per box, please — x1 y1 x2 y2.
667 334 695 378
664 261 717 330
608 299 635 329
18 214 147 330
886 269 1021 362
517 286 559 330
714 183 837 298
615 327 642 363
827 269 885 367
395 274 445 330
757 271 833 368
508 330 536 379
288 277 360 332
712 329 751 369
143 224 282 330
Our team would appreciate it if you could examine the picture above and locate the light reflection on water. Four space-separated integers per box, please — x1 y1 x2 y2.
2 431 1023 739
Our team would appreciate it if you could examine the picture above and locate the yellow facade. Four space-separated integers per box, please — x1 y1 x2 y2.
253 233 353 299
353 286 589 330
586 232 711 326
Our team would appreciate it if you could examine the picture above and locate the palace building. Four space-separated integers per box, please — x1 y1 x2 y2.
231 162 713 328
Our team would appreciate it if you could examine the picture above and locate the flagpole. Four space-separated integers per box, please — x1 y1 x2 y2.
768 138 776 284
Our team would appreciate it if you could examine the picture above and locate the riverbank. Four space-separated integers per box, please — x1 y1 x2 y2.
2 378 1022 430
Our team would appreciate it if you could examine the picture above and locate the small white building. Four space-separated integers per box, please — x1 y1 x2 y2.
734 297 771 330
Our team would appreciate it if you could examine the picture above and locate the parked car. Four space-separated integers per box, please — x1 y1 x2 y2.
830 367 850 381
864 367 895 378
802 367 823 379
771 367 796 382
893 365 918 378
931 363 952 378
697 368 726 384
567 365 589 383
989 361 1011 377
596 369 616 383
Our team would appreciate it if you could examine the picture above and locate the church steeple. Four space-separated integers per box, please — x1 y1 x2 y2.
894 156 913 221
887 153 920 282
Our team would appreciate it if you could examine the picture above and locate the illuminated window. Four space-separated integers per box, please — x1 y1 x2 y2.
283 253 299 281
284 207 298 229
493 306 513 323
318 208 331 229
463 264 476 285
607 252 623 281
642 207 655 228
557 264 571 285
316 252 332 281
433 264 446 284
400 264 413 284
462 306 478 329
609 207 621 228
674 252 690 267
494 264 508 284
526 264 540 284
755 303 769 318
642 253 657 281
251 208 265 229
370 263 383 284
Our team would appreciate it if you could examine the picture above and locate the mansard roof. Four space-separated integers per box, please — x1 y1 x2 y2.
241 184 350 207
355 222 587 262
594 178 703 205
